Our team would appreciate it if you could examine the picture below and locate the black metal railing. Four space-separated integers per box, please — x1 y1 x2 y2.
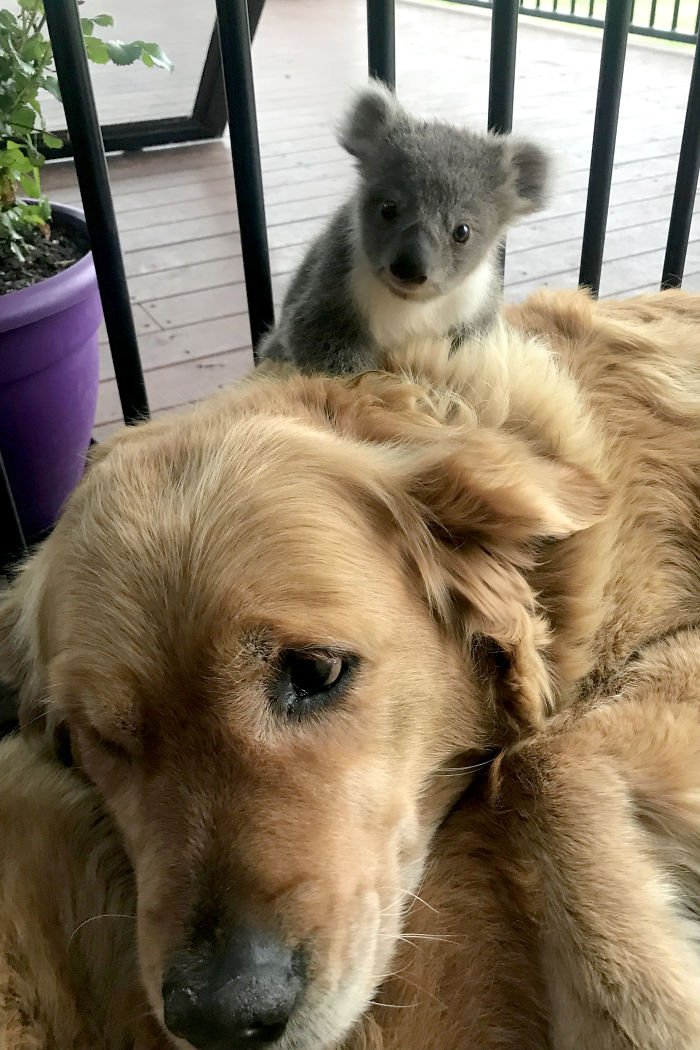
2 0 700 574
454 0 700 45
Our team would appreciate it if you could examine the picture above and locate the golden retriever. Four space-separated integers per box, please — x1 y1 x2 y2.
1 287 700 1049
2 625 700 1049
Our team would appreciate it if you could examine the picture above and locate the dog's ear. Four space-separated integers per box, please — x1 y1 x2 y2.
320 373 606 733
394 433 604 731
0 546 70 761
498 137 550 218
338 79 399 162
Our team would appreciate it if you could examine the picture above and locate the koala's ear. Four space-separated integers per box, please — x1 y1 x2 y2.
338 79 398 162
500 138 550 217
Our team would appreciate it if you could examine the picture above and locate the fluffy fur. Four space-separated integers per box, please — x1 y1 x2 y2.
2 629 700 1049
2 287 700 1048
0 733 167 1050
258 81 549 373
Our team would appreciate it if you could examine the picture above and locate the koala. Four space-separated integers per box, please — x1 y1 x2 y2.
258 80 550 374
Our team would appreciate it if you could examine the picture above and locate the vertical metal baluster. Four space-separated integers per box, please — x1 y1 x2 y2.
672 0 682 32
661 36 700 289
215 0 274 358
488 0 519 278
488 0 518 137
578 0 632 295
0 452 25 575
43 0 149 424
695 0 700 38
367 0 396 89
649 0 658 28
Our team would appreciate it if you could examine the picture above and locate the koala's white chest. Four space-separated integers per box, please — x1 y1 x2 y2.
350 257 495 349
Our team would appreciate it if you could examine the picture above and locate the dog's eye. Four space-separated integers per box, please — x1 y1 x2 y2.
381 200 398 221
272 650 355 719
453 223 470 243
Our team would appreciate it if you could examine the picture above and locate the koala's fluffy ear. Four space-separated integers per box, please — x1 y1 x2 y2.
501 138 550 217
338 79 399 162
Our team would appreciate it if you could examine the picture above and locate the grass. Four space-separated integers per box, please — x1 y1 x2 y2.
414 0 698 50
526 0 697 36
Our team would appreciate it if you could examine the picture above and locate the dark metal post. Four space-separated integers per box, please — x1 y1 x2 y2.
578 0 633 295
193 1 267 138
367 0 396 89
43 0 149 424
488 0 519 277
0 453 25 575
661 38 700 289
215 0 274 357
488 0 519 135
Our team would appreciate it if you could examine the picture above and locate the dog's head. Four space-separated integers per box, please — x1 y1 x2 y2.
0 365 602 1050
339 81 549 302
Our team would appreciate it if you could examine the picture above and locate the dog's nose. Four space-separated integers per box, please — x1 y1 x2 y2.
162 928 303 1050
389 252 428 285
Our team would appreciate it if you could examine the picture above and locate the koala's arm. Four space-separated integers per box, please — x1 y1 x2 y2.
259 205 378 375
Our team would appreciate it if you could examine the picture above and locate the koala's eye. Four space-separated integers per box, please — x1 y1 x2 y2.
453 223 470 243
272 650 356 720
381 201 398 221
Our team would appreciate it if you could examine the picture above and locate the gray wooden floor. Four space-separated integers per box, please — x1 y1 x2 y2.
40 0 700 438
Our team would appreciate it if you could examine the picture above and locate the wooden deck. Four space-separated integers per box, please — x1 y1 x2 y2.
40 0 700 438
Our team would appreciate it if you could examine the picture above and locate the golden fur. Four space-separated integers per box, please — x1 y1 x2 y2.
0 734 167 1050
1 287 700 1048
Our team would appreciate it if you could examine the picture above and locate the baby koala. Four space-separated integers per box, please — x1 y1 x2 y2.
258 81 549 374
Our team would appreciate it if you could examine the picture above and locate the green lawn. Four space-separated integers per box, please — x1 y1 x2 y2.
523 0 697 37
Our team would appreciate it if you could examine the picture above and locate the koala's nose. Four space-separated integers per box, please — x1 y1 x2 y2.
389 251 428 284
162 928 304 1050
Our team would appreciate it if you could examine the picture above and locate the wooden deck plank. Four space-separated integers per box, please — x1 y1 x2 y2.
96 346 255 424
99 315 253 382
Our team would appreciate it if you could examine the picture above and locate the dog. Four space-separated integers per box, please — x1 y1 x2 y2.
2 627 700 1050
346 626 700 1050
257 81 549 374
2 287 700 1049
0 730 169 1050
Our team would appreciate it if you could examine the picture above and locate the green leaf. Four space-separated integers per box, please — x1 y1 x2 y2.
42 132 63 149
9 104 36 132
80 17 94 36
84 36 109 63
104 40 143 66
1 143 34 174
0 10 18 28
19 172 41 199
136 40 173 72
41 75 61 102
18 0 40 11
92 13 114 26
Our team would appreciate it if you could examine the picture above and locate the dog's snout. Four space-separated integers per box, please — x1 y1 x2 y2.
389 251 428 285
162 928 304 1050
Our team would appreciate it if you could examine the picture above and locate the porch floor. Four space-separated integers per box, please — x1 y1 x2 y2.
40 0 700 437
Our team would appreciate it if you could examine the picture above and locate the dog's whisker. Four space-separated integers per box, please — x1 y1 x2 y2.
367 1000 419 1010
391 932 463 950
67 913 136 950
384 972 446 1007
402 888 439 914
433 758 493 777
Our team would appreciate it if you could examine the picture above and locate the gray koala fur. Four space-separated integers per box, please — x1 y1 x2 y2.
258 81 550 374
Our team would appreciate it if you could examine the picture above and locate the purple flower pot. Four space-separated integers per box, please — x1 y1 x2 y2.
0 202 101 542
